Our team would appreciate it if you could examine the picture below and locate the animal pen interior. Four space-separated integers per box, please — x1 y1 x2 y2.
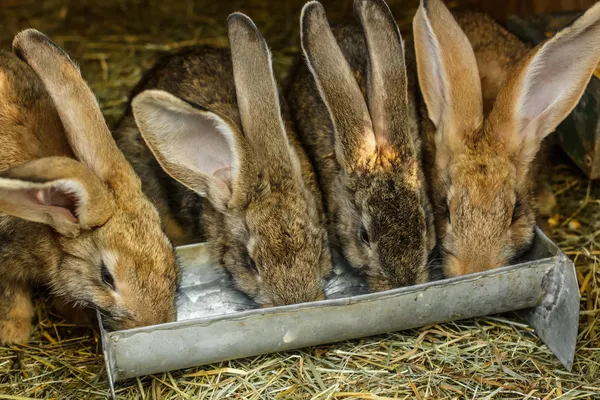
0 0 599 399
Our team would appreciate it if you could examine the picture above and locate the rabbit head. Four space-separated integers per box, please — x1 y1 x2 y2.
300 0 435 291
131 14 332 306
2 30 179 330
413 0 600 277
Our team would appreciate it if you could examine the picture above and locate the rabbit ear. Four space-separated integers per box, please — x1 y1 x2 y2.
0 157 114 237
490 2 600 164
12 30 140 196
354 0 413 151
301 1 376 172
133 90 239 211
227 13 298 178
413 0 483 148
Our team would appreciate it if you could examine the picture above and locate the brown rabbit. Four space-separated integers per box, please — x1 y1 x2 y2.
0 30 178 345
114 13 332 307
286 0 435 291
413 0 600 277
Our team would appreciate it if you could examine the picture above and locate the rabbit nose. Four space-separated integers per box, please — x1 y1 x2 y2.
367 277 393 292
136 304 176 326
446 253 500 277
269 287 325 306
313 291 326 301
444 256 469 277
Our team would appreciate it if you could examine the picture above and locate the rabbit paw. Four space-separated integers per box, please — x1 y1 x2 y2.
0 289 34 346
0 317 32 346
537 184 557 217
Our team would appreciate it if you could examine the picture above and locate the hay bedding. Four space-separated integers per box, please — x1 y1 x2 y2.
0 0 598 398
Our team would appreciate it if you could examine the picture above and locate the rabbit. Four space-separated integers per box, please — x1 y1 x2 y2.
286 0 436 292
0 30 179 345
412 0 600 277
113 12 332 307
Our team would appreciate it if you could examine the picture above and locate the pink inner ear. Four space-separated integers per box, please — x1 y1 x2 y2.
30 187 79 223
159 111 235 195
213 167 233 194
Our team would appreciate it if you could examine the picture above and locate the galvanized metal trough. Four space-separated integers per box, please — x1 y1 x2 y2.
99 228 580 398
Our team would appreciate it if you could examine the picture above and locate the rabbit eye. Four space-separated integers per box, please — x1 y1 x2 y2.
101 262 115 291
248 257 259 273
511 199 522 225
359 225 370 247
444 199 451 224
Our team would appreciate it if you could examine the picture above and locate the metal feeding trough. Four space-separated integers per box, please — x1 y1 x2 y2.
99 228 579 398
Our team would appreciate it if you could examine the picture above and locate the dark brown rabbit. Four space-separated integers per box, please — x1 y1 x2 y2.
114 13 332 307
286 0 435 291
0 31 178 345
413 0 600 277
